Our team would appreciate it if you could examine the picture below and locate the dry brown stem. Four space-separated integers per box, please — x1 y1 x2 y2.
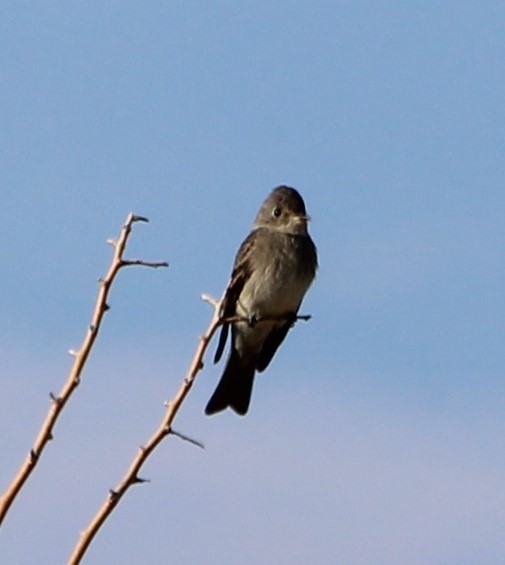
67 304 310 564
0 213 167 527
67 293 223 564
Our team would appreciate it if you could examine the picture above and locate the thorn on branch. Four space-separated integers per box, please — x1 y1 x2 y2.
108 490 118 502
132 476 150 485
30 449 38 463
131 215 149 223
169 428 205 450
106 239 117 247
201 294 219 308
49 392 61 405
103 303 110 312
68 349 78 357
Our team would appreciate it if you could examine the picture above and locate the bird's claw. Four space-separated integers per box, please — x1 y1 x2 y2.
248 314 258 328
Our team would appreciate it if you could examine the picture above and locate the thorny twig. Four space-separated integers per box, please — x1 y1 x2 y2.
0 213 167 527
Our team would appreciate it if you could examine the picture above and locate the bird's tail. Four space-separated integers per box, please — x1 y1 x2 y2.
205 348 255 416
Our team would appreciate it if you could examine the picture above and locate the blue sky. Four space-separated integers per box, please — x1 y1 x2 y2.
1 2 505 564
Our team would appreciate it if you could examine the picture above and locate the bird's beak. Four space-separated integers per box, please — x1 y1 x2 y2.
294 214 311 223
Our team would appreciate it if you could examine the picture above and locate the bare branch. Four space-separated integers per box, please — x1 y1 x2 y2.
67 294 225 564
67 301 311 564
121 259 169 269
224 313 312 325
0 213 167 528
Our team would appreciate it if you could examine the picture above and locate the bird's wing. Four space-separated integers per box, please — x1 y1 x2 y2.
256 312 299 372
213 231 256 364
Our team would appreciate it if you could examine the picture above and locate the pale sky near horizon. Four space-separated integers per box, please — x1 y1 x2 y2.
2 3 505 564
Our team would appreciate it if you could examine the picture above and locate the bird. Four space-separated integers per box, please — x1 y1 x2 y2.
205 185 318 416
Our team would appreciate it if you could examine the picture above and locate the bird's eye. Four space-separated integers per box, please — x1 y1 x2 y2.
272 207 282 218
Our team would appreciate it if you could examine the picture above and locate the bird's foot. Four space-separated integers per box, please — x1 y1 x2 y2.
286 312 298 327
247 314 258 328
